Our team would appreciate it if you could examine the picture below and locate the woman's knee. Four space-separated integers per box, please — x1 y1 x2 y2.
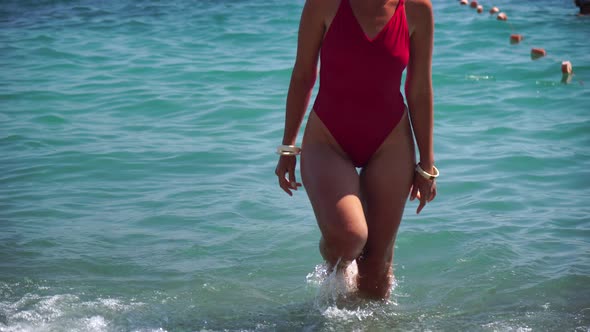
321 225 368 262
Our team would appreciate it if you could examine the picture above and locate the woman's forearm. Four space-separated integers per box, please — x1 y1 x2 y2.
408 87 435 170
281 69 316 145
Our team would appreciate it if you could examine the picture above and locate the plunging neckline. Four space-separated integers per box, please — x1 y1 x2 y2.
346 0 401 42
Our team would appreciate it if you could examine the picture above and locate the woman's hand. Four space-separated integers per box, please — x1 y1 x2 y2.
275 155 302 196
410 171 437 214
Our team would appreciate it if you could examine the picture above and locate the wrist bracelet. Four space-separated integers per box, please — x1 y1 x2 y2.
276 144 301 156
415 164 439 180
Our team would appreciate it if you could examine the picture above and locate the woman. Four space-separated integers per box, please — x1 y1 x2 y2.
275 0 437 299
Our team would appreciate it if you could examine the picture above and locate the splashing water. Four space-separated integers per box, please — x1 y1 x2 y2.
305 261 399 325
307 260 358 304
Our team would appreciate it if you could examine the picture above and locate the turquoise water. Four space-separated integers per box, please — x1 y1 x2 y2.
1 0 589 330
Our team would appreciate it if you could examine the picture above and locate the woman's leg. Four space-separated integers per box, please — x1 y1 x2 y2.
301 112 368 268
357 112 415 299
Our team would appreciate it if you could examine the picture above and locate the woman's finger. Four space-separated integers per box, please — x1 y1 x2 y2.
276 165 293 196
417 182 431 214
288 168 298 190
416 196 426 214
279 176 293 196
429 184 437 202
410 184 418 201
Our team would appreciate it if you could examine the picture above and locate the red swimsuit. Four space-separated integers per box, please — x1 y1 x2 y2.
312 0 410 167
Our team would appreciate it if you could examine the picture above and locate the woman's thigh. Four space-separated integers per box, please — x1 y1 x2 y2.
300 112 368 263
359 112 415 262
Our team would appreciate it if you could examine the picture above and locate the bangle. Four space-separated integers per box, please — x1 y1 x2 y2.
415 164 439 180
276 144 301 156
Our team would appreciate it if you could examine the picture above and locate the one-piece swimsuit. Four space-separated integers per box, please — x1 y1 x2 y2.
312 0 410 167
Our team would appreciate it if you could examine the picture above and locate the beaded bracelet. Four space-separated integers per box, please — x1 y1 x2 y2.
415 164 440 180
276 145 301 156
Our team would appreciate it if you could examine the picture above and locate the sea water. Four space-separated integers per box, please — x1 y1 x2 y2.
1 0 589 331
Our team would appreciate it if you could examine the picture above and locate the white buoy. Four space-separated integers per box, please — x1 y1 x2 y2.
561 61 573 74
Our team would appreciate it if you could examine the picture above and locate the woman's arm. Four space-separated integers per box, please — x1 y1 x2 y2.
406 0 437 213
281 0 327 145
405 0 435 172
276 0 327 195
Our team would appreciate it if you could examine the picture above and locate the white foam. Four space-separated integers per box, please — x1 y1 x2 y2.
306 261 401 327
0 292 148 332
482 321 533 332
321 305 375 322
84 315 108 332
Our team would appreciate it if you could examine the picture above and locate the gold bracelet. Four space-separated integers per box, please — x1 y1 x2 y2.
276 144 301 156
415 164 439 180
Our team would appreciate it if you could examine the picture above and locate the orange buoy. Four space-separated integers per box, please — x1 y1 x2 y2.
470 1 478 8
497 12 508 21
510 34 524 44
477 5 484 13
460 0 468 5
531 48 547 60
490 6 500 14
561 61 573 74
